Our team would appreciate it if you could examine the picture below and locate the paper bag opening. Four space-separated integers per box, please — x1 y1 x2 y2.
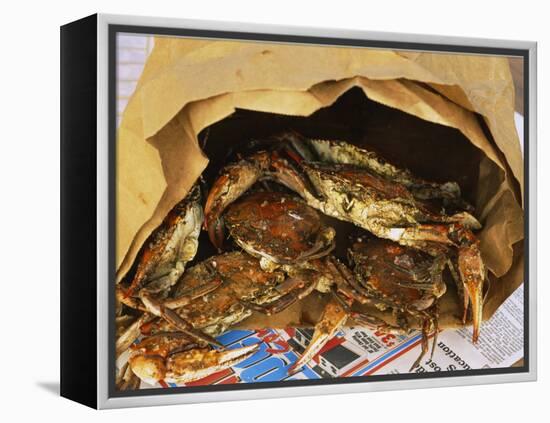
118 85 523 330
116 39 524 331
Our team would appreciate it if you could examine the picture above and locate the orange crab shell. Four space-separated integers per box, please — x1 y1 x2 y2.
224 191 327 263
350 239 432 306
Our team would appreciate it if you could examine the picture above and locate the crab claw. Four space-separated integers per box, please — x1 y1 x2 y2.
457 245 485 343
289 297 348 375
129 341 260 386
206 214 226 252
166 343 259 384
204 154 268 249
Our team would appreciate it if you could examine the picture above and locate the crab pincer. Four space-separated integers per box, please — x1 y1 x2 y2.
128 333 260 386
456 232 485 343
288 296 349 375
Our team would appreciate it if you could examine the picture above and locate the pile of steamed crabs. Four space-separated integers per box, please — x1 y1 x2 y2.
116 132 487 389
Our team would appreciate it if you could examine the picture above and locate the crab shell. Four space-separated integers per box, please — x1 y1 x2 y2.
302 162 447 239
224 191 335 269
153 252 289 336
297 137 464 204
349 238 447 313
121 184 203 298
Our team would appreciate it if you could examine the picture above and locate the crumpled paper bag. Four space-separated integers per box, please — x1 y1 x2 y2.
116 37 524 329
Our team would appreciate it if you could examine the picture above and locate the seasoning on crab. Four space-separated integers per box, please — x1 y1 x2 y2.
128 332 259 386
293 135 473 212
290 238 448 374
223 191 336 269
125 251 334 386
118 184 203 303
127 188 380 386
204 133 486 342
115 185 205 367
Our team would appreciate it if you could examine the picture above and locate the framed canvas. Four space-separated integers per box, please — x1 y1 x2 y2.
60 13 537 409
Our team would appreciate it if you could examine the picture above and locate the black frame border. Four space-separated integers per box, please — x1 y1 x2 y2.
60 14 98 409
107 23 530 400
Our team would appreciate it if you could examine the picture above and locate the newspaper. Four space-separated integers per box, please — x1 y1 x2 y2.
121 284 523 388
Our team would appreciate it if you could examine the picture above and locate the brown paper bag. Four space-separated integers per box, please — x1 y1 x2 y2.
116 37 524 329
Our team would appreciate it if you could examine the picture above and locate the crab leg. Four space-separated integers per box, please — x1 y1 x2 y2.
116 286 148 312
289 295 348 374
267 150 320 201
350 311 409 334
384 256 448 303
204 153 268 249
444 259 469 323
284 261 357 375
118 275 224 350
116 314 150 357
457 245 485 343
409 318 432 371
117 362 141 391
240 278 317 316
409 306 439 370
122 265 225 348
140 292 223 348
163 276 224 309
347 308 438 372
289 254 395 374
128 333 194 385
280 228 336 265
326 258 396 308
430 305 440 359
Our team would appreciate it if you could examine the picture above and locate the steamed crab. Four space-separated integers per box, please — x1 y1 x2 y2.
116 185 206 360
117 184 203 313
221 190 336 269
120 190 346 387
204 132 486 342
125 251 329 386
136 190 340 341
290 237 448 373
